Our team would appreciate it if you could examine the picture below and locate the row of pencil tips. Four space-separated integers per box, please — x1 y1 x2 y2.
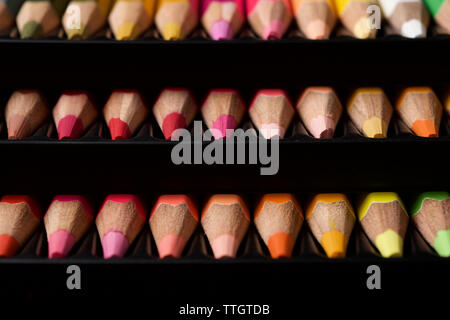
0 192 449 260
2 87 449 141
0 0 449 40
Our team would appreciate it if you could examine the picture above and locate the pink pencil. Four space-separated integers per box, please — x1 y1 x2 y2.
246 0 293 39
96 194 146 259
201 89 246 139
201 0 245 40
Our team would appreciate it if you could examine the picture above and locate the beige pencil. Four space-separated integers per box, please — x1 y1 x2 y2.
5 90 49 140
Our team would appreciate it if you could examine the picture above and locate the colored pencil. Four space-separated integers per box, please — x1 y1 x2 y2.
246 0 293 39
155 0 199 40
410 192 450 257
291 0 337 39
201 194 250 258
149 195 198 258
5 89 49 140
379 0 429 38
334 0 377 38
445 88 450 118
0 195 41 258
44 195 93 258
53 91 98 140
201 89 246 139
306 193 355 258
424 0 450 33
254 194 303 258
16 0 70 39
296 87 342 139
201 0 245 40
62 0 115 39
358 192 409 258
96 194 146 259
249 89 294 139
152 88 198 140
0 0 25 34
103 89 149 140
396 87 442 138
347 88 393 138
109 0 155 40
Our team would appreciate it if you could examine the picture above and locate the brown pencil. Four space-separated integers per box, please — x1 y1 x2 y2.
254 194 303 258
149 195 198 258
0 195 41 258
153 88 198 140
201 194 250 258
396 87 442 138
5 89 49 140
347 88 393 138
53 91 98 140
103 89 149 140
249 89 295 139
296 87 342 139
201 89 246 139
306 193 355 258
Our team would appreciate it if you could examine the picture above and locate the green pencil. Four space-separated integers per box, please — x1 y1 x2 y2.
424 0 450 33
16 0 70 38
411 192 450 257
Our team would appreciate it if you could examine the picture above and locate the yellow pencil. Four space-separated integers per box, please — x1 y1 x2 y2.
63 0 116 39
334 0 377 38
109 0 156 40
155 0 199 40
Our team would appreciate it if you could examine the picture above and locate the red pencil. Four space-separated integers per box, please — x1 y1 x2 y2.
103 90 149 140
153 88 198 140
0 195 41 257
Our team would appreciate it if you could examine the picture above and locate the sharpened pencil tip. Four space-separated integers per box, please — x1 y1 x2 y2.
0 234 20 258
58 115 84 140
108 118 132 140
375 229 403 258
211 234 239 258
117 22 141 40
310 115 335 139
321 230 346 258
48 230 76 259
434 230 450 257
306 20 330 40
267 232 294 259
162 22 182 40
362 116 387 138
102 231 130 259
66 25 87 40
21 21 43 39
353 17 376 39
212 114 237 139
162 112 187 140
412 120 438 137
401 19 427 38
210 20 234 40
157 234 187 259
263 20 284 40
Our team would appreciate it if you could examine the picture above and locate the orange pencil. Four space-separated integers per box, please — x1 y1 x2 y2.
306 193 355 258
254 194 303 258
249 89 295 139
291 0 337 39
5 89 49 140
396 87 443 138
150 195 198 258
0 195 41 257
103 89 149 140
201 194 250 258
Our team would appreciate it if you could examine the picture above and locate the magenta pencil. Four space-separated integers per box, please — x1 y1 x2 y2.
201 0 245 40
246 0 293 39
